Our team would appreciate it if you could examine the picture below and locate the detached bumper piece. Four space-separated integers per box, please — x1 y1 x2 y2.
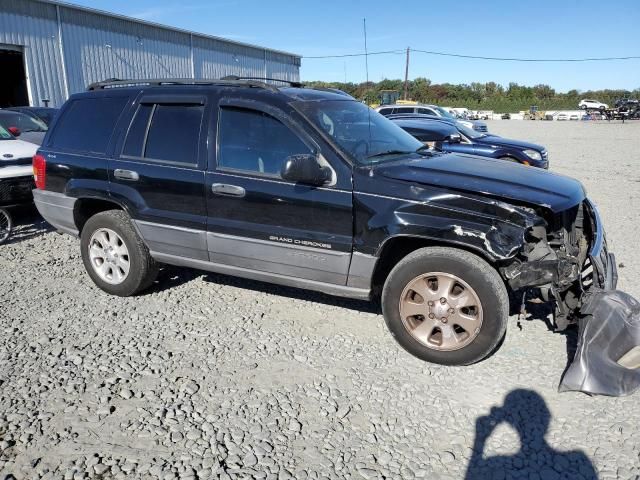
559 289 640 396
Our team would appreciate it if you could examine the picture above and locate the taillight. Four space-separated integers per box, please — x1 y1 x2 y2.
33 154 46 189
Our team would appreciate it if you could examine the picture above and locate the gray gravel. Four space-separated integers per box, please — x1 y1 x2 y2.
1 121 640 479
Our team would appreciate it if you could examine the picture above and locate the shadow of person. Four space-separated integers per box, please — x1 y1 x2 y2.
465 389 597 480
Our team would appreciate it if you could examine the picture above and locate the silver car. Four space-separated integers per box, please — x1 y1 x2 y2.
376 104 488 132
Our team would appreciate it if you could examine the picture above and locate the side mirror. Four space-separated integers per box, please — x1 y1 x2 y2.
8 126 21 137
281 154 332 186
447 134 461 144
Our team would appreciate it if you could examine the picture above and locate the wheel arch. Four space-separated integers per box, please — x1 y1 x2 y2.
73 197 128 234
370 235 501 297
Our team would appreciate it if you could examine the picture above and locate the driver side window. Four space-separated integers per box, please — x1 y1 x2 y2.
217 107 311 176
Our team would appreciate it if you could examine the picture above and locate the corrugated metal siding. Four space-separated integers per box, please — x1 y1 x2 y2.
0 0 300 107
60 8 192 94
0 0 66 106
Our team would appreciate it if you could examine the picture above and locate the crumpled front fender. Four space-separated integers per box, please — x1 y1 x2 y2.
559 289 640 396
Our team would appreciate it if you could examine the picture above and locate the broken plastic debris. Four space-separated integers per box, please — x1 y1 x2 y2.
559 289 640 396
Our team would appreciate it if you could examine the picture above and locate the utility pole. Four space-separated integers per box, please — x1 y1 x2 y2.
403 47 410 100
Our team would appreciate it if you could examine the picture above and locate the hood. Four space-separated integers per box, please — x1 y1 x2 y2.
476 134 544 152
375 153 585 213
0 138 39 160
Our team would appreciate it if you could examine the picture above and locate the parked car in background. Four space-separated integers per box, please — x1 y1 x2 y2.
578 99 608 110
556 113 568 121
0 123 38 225
376 104 488 132
569 114 579 121
5 107 59 126
391 116 549 168
0 110 48 145
501 113 511 120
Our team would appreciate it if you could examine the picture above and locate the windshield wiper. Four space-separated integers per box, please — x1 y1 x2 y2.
366 150 414 160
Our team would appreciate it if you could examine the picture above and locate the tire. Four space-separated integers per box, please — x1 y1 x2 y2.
580 104 587 110
381 247 508 366
80 210 158 296
0 208 12 244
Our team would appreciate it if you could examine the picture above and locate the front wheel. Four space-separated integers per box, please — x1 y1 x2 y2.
381 247 509 365
80 210 158 296
0 208 12 244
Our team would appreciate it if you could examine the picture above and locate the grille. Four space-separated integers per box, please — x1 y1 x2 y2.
0 177 35 203
0 157 32 167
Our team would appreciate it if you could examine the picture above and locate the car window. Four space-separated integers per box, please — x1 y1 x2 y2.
122 104 153 157
0 111 47 133
122 103 203 165
378 108 392 116
0 124 13 140
145 105 203 164
418 108 436 116
396 107 415 114
51 97 127 154
217 106 311 176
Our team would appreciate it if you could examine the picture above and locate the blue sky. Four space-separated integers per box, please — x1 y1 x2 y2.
70 0 640 92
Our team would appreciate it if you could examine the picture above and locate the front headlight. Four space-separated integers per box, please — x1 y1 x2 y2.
523 149 542 161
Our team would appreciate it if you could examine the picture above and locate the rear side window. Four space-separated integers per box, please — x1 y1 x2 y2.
51 97 127 154
378 108 393 116
122 103 204 166
396 107 415 114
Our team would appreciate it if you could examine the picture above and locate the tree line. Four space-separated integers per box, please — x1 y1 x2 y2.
305 78 640 112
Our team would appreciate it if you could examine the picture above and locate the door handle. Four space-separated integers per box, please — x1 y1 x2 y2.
114 169 139 181
211 183 245 197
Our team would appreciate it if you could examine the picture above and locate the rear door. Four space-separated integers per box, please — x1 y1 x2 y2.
109 93 209 260
204 97 354 285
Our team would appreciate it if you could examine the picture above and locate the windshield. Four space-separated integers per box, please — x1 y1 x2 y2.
0 112 47 132
455 122 485 139
296 100 423 164
0 124 13 140
435 107 457 120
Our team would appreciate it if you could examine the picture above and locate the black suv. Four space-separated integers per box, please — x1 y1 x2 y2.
33 78 617 366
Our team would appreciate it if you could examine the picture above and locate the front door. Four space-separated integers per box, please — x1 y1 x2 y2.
205 99 353 285
109 94 209 260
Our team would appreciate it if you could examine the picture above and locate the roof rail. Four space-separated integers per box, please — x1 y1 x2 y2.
86 77 280 92
221 75 304 88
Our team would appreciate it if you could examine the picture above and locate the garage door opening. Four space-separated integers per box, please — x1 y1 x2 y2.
0 48 29 108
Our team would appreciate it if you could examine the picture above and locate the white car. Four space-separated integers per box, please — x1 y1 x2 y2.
556 113 568 121
0 125 38 181
578 99 608 110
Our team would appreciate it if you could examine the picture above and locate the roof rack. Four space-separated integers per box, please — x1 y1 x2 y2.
221 75 304 88
87 77 281 92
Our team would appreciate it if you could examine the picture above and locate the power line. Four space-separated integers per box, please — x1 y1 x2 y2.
304 49 404 59
411 49 640 62
304 48 640 62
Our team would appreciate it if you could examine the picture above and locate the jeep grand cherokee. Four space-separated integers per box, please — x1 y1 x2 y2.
32 77 617 366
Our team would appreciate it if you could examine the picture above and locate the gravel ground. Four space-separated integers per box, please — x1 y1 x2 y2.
1 121 639 480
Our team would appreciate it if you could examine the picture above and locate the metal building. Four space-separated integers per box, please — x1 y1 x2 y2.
0 0 301 108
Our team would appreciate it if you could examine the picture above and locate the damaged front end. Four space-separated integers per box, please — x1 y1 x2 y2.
501 199 617 330
501 199 640 395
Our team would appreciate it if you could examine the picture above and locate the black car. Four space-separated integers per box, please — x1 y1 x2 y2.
391 116 549 168
0 110 48 145
5 106 59 126
33 77 617 367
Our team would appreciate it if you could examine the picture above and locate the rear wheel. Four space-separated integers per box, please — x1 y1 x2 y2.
80 210 158 296
0 208 12 244
381 247 508 365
